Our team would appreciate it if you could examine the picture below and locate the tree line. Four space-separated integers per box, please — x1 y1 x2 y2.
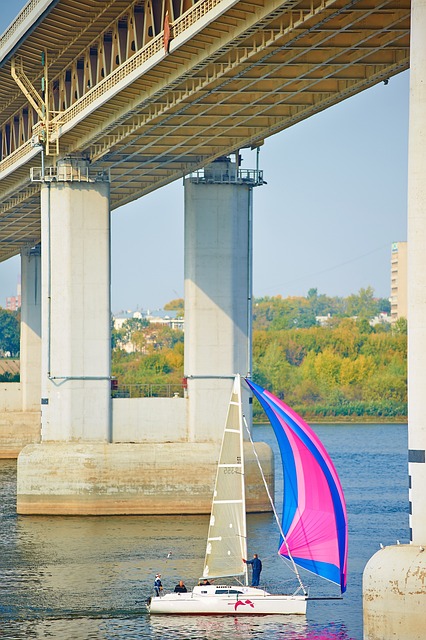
251 319 406 421
0 288 408 420
110 289 407 420
250 288 407 421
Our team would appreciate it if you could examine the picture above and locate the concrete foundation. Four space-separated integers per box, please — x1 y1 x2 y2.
0 411 40 458
363 545 426 639
17 441 274 515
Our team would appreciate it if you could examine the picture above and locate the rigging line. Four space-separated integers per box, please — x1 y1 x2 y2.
242 414 307 596
259 243 390 293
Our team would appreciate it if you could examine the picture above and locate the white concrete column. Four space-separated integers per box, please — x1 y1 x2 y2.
363 1 426 636
40 160 111 442
20 245 41 411
184 161 252 441
406 0 426 545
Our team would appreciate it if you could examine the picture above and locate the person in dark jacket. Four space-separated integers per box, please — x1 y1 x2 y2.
243 553 262 587
174 580 187 593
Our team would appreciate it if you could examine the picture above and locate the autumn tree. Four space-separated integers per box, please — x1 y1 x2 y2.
164 298 184 315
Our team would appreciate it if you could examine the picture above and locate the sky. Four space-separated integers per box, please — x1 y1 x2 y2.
0 1 409 313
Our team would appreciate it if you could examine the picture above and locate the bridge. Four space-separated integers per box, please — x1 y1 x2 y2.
0 0 410 258
0 2 424 636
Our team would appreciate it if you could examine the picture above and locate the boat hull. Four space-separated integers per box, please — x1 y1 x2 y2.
147 585 307 615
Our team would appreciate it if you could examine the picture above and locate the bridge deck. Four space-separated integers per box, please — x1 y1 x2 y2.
0 0 410 261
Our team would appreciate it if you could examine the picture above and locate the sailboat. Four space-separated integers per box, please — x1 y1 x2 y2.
147 375 347 615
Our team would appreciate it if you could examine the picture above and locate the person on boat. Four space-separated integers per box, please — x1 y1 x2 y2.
154 574 163 596
174 580 187 593
243 553 262 587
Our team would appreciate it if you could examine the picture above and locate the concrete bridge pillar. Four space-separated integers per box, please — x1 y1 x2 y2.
16 156 273 515
39 158 111 442
363 0 426 636
17 158 112 513
184 159 254 439
20 245 41 412
0 246 42 458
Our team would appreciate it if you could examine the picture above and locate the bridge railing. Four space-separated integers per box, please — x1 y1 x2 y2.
30 166 110 183
0 0 41 55
187 168 264 186
111 383 185 399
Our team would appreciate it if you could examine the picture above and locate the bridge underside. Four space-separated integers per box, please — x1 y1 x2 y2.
0 0 410 261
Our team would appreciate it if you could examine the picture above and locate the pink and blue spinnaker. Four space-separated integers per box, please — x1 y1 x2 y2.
246 379 348 593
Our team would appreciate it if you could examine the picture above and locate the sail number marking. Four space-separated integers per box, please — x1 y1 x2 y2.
218 464 242 475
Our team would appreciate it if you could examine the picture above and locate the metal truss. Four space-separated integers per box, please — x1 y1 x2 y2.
0 0 410 259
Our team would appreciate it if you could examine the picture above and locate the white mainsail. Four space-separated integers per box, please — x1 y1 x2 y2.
202 375 248 584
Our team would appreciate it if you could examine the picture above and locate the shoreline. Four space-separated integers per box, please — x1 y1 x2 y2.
253 417 408 425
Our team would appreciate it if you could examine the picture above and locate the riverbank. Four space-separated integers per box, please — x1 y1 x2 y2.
254 416 407 424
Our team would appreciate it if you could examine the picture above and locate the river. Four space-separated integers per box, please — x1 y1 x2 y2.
0 423 408 639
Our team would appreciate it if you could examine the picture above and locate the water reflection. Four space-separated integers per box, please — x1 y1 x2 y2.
148 614 309 639
0 615 354 640
12 513 208 620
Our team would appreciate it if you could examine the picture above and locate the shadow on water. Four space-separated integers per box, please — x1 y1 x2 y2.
0 424 408 640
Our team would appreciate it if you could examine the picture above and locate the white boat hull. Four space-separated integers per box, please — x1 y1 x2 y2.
147 585 307 615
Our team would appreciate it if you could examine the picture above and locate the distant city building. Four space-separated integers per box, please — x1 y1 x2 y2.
113 309 184 331
5 277 21 311
315 314 332 326
391 241 407 322
145 309 184 331
370 312 392 327
113 309 184 353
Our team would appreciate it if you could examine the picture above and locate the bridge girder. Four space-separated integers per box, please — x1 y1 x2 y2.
0 0 410 261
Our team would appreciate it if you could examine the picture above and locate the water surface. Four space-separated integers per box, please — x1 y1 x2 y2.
0 423 409 639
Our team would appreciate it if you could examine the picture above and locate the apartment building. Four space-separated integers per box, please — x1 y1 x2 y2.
5 278 21 311
390 241 407 322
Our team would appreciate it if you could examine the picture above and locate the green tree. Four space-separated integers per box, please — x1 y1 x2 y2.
253 296 317 330
393 317 407 335
121 317 149 342
377 298 391 314
0 308 20 356
356 317 373 335
345 286 378 319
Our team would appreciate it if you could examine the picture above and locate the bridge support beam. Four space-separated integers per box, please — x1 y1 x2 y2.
363 0 426 635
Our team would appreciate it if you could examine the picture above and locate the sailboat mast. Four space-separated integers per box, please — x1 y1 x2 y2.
202 375 249 585
237 375 249 587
